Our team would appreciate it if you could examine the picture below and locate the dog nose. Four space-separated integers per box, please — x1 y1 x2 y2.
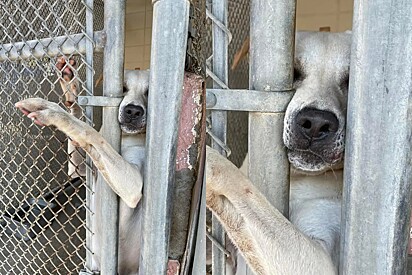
124 104 145 120
295 108 339 140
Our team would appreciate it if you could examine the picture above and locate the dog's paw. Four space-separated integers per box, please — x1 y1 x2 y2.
56 57 76 82
56 57 79 107
15 98 68 127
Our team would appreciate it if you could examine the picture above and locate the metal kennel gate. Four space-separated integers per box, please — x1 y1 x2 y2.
0 0 204 274
0 0 104 273
206 0 412 275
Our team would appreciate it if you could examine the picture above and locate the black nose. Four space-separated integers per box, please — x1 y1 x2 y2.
124 104 145 120
295 108 339 140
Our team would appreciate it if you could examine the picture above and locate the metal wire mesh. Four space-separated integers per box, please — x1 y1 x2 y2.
205 0 249 167
205 1 250 274
0 1 104 274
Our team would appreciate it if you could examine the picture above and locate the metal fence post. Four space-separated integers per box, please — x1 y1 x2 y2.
340 0 412 274
138 0 190 274
84 0 95 272
100 0 126 273
209 0 229 273
248 0 295 220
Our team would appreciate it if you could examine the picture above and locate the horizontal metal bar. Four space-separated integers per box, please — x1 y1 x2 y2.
0 31 106 62
206 88 294 112
78 96 122 107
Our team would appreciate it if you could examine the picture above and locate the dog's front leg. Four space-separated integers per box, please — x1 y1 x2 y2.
16 98 142 208
206 146 336 275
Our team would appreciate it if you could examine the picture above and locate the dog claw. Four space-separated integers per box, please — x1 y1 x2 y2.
15 103 30 116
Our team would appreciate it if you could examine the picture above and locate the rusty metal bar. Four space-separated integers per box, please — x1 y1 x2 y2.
138 0 190 274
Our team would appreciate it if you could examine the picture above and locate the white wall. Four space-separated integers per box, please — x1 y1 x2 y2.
124 0 355 69
124 0 152 70
297 0 354 31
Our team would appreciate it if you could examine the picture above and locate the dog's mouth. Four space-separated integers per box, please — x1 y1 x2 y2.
287 149 343 175
119 122 146 134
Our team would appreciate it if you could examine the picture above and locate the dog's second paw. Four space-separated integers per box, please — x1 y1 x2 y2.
15 98 68 127
56 57 79 107
56 57 76 82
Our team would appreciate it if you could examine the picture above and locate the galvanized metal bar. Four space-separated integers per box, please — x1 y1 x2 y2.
138 0 189 274
340 0 412 274
99 0 125 273
210 0 229 274
248 0 295 216
206 88 294 112
78 96 122 107
192 178 206 275
84 0 95 273
0 31 105 62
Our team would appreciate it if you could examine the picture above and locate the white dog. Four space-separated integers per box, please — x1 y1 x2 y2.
206 31 351 274
16 59 149 274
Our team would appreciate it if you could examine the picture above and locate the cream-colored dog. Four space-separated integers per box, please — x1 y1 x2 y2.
206 31 351 274
16 59 149 274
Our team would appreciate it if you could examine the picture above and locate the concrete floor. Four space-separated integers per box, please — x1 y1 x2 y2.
0 179 86 274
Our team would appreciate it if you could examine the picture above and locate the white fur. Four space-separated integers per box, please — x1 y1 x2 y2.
206 31 351 275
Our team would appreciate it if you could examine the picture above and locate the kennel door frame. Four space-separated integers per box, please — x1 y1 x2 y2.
206 0 296 273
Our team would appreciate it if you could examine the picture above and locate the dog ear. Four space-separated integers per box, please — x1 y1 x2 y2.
231 36 250 70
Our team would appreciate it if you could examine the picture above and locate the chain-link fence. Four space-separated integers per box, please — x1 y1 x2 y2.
205 1 250 274
0 1 103 273
205 0 249 168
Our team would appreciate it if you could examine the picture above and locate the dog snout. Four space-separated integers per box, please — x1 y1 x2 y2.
124 104 145 121
295 108 339 141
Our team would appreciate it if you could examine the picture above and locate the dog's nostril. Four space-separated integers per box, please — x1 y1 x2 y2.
319 124 330 133
124 105 145 119
302 120 312 129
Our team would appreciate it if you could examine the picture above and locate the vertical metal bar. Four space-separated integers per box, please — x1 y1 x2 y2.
210 0 228 274
340 0 412 274
100 0 126 273
248 0 295 217
192 178 206 275
84 0 95 272
138 0 189 274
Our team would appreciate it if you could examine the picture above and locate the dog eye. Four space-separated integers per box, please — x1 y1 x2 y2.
145 89 149 96
123 86 128 94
